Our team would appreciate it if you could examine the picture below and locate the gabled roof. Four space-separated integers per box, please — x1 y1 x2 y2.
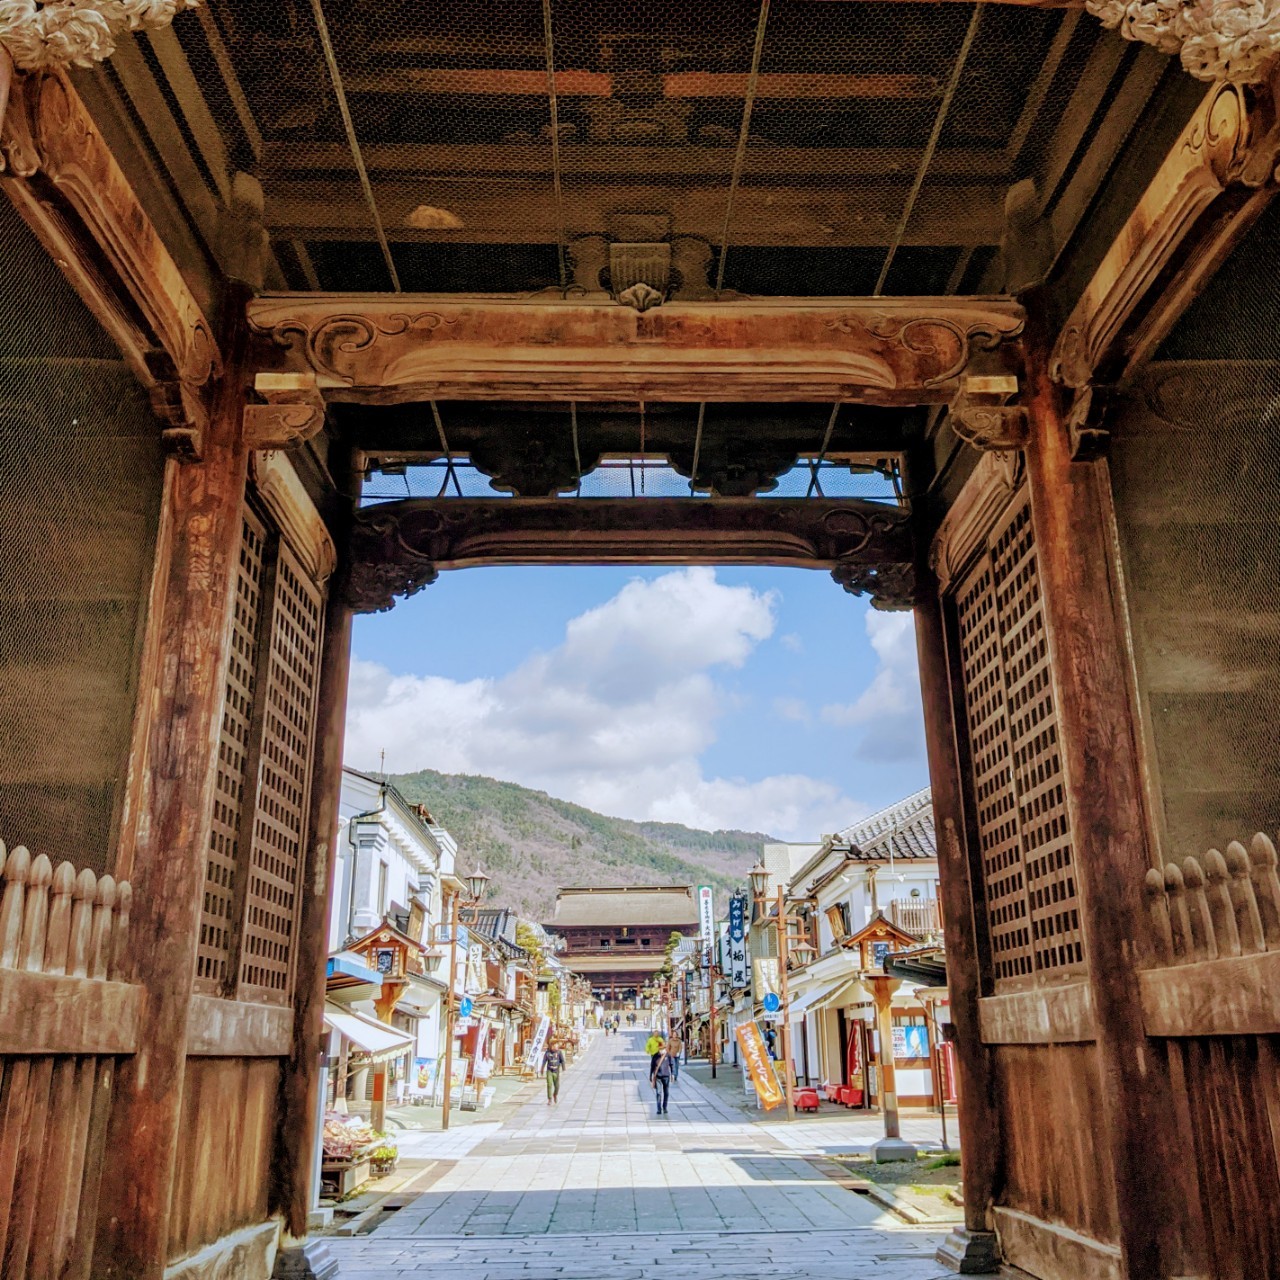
844 910 920 951
549 886 697 928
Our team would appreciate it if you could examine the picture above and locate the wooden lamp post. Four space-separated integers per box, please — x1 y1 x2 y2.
441 866 489 1132
866 973 917 1162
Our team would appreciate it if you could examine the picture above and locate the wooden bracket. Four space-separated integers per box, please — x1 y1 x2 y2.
946 374 1028 452
243 371 327 452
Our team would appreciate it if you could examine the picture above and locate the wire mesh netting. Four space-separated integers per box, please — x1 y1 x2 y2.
1109 196 1280 864
150 0 1153 298
0 200 166 875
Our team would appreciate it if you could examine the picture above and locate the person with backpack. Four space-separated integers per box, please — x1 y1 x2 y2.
543 1041 566 1106
650 1040 673 1115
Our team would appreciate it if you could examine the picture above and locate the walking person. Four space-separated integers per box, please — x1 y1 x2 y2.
543 1040 566 1106
645 1030 663 1056
650 1039 673 1116
666 1031 683 1084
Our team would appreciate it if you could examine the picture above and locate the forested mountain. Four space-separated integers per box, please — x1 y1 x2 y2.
389 769 771 920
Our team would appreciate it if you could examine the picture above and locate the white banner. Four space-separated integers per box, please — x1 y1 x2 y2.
698 885 714 958
524 1015 551 1069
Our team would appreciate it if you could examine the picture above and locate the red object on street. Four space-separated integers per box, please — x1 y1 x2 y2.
795 1088 820 1112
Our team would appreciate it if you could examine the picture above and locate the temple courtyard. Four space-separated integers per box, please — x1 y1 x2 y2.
327 1031 952 1278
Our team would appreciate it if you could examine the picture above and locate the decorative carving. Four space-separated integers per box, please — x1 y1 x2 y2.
946 374 1028 452
0 0 198 72
466 429 586 497
1064 383 1116 461
243 372 327 452
609 242 671 310
1052 78 1280 392
616 281 664 312
248 295 1025 406
1 70 220 453
345 498 913 614
929 450 1027 591
1086 0 1280 85
831 561 917 612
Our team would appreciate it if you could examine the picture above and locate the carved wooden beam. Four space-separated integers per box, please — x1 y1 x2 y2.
0 2 196 72
248 294 1024 406
0 69 221 457
1052 75 1280 453
345 497 915 613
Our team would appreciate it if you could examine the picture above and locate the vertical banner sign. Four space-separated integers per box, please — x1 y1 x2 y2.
727 894 748 987
753 956 779 1002
698 885 714 964
524 1015 551 1069
736 1020 784 1110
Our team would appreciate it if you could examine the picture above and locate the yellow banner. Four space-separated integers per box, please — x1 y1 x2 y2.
736 1020 784 1111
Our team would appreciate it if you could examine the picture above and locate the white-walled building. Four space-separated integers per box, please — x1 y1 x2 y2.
328 768 460 1070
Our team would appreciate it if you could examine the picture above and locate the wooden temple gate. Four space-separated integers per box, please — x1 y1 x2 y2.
0 4 1278 1278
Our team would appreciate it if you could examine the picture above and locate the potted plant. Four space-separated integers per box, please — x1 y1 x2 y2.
370 1140 399 1175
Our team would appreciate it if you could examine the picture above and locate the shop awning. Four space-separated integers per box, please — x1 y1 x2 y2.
790 974 856 1017
813 977 865 1011
323 1001 414 1064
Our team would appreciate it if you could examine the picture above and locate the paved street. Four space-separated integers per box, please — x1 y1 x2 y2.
328 1031 955 1279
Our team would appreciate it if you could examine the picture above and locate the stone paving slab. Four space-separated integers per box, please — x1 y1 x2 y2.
328 1030 954 1279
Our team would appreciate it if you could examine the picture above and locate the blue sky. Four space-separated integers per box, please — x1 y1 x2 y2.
345 565 928 840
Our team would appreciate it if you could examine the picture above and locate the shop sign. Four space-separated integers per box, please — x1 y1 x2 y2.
698 885 715 960
892 1025 929 1059
524 1014 551 1069
735 1020 784 1110
727 895 748 987
753 956 779 1001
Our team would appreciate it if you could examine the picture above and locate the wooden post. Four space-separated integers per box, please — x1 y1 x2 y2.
0 46 11 138
93 335 250 1279
1022 346 1173 1280
272 533 355 1278
869 975 917 1162
775 887 795 1121
914 581 1002 1273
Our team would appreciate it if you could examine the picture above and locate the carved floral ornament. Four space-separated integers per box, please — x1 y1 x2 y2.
0 1 197 71
1087 0 1280 84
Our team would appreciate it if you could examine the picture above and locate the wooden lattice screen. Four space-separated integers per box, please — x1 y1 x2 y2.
196 499 324 1002
238 543 323 1001
198 509 267 989
954 490 1084 986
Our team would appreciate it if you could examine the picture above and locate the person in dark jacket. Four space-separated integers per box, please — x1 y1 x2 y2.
543 1042 566 1105
650 1042 673 1115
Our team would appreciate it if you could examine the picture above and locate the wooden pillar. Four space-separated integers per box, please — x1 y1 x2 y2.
0 46 11 137
869 975 917 1161
273 574 354 1278
914 582 1002 1273
1022 348 1168 1279
93 334 250 1279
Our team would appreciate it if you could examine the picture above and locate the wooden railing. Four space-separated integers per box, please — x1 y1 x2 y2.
1143 834 1280 965
889 897 943 937
0 838 140 1280
0 841 132 980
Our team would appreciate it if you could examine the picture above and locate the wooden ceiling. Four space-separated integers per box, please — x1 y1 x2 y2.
90 0 1175 299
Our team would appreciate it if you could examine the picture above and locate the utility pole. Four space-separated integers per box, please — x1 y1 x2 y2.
776 886 795 1121
441 888 459 1131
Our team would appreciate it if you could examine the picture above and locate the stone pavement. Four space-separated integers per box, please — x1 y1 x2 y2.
327 1030 957 1279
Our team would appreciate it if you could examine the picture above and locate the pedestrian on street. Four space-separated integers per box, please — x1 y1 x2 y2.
543 1041 566 1106
645 1031 662 1056
650 1041 673 1115
666 1031 683 1084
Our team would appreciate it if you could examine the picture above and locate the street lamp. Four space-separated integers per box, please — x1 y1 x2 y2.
442 865 488 1131
749 861 770 903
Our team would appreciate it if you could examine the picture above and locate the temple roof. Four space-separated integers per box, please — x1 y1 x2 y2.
838 787 936 861
549 885 698 928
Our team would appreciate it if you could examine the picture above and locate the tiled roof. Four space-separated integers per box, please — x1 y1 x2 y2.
549 886 698 928
838 787 935 860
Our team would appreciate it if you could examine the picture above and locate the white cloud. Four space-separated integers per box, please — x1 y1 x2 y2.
344 567 863 838
779 632 804 653
819 611 925 761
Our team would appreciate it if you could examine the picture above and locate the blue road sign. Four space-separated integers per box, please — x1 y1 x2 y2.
459 996 473 1018
762 992 781 1014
